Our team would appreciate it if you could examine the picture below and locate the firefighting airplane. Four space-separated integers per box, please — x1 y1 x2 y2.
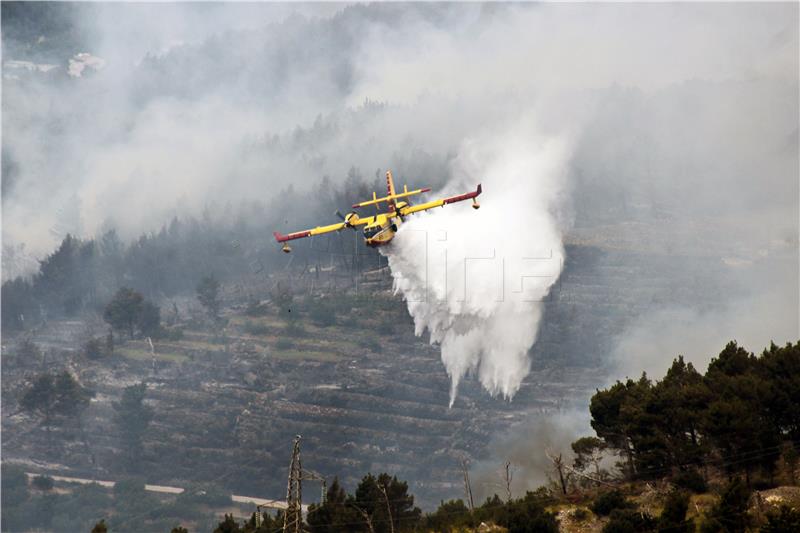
273 171 482 252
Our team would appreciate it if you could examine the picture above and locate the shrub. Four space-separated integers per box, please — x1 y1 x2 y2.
591 490 632 516
275 338 293 350
360 336 382 353
763 505 800 533
85 338 106 359
32 475 54 491
424 499 472 531
572 507 590 521
501 491 559 533
673 469 707 494
700 477 751 533
658 490 692 532
602 508 656 533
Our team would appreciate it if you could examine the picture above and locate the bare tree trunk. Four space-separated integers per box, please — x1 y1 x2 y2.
380 484 395 533
546 452 569 495
351 504 375 533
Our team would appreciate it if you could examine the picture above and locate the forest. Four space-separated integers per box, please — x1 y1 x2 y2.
0 168 392 334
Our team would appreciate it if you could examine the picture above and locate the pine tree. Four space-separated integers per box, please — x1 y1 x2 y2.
112 382 154 469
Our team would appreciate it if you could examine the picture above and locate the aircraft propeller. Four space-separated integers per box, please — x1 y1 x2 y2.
335 210 359 229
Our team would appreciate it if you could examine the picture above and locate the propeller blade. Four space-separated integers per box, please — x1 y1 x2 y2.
336 210 358 230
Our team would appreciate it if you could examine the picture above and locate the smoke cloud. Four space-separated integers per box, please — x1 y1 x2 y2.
3 2 797 403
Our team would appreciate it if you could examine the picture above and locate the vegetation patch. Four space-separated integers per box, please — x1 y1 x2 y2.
117 347 188 364
270 348 343 362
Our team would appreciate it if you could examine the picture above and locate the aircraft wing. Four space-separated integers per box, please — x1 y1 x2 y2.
273 215 373 243
399 184 482 216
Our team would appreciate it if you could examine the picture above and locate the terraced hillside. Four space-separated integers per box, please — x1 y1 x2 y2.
1 243 743 510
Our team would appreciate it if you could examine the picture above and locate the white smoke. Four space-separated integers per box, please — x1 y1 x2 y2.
383 121 570 405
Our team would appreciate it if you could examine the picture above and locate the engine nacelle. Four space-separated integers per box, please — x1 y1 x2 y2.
344 212 360 226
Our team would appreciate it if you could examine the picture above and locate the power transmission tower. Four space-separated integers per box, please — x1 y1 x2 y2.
284 435 303 533
502 461 514 502
301 470 327 504
460 458 475 513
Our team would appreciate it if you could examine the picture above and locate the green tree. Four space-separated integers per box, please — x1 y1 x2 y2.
352 473 421 533
702 342 778 484
657 490 692 533
106 329 114 355
591 490 632 517
36 234 96 316
501 491 559 533
602 508 656 533
113 382 154 469
758 342 800 441
84 337 106 359
32 475 54 491
104 287 144 339
214 514 241 533
20 371 93 429
571 436 607 480
423 499 472 532
590 375 651 478
648 357 711 470
138 301 161 338
2 276 37 331
241 511 280 532
197 275 221 319
91 519 108 533
308 477 361 532
701 477 751 533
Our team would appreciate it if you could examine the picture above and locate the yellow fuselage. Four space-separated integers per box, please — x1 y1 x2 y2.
362 201 406 247
363 216 400 247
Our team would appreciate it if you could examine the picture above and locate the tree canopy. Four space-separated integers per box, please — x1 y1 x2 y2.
20 370 93 427
587 341 800 485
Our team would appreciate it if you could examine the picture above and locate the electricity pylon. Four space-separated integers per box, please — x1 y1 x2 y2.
284 435 303 533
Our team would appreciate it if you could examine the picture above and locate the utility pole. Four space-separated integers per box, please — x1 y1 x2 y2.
284 435 303 533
